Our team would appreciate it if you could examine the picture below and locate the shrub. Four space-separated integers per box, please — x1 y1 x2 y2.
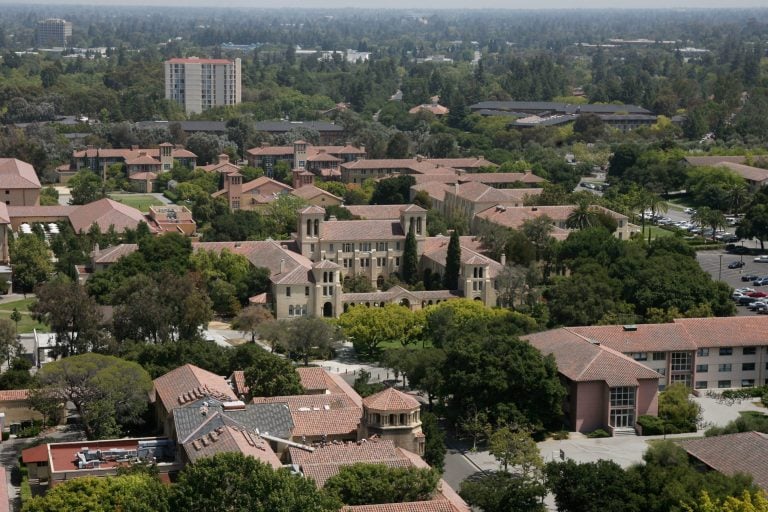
551 430 570 440
586 429 610 438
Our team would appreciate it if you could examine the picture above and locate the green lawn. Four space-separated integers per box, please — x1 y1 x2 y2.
0 298 48 333
109 194 165 212
639 225 675 240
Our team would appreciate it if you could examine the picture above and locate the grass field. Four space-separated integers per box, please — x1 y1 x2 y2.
109 194 165 212
0 298 47 333
640 225 675 240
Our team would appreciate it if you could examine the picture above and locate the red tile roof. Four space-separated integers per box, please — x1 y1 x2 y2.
153 364 237 413
567 324 697 353
0 158 41 189
321 219 405 241
0 389 29 401
229 370 248 397
252 393 361 438
297 367 343 393
21 444 48 464
674 316 768 348
680 432 768 490
291 185 341 202
342 501 459 512
363 388 420 411
523 329 661 387
344 204 411 220
69 198 152 234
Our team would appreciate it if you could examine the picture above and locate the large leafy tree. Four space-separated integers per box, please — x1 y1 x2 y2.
10 234 52 294
243 348 303 399
461 471 546 512
324 463 440 506
33 353 152 439
170 453 339 512
68 170 105 205
30 277 103 356
337 304 423 356
22 473 169 512
282 317 341 366
231 306 274 343
545 459 640 512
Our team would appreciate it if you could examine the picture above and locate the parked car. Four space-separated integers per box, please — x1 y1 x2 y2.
742 274 760 282
754 278 768 286
737 287 756 293
754 255 768 263
722 235 740 243
738 296 758 305
759 306 768 315
748 291 768 298
684 207 696 214
728 245 751 255
728 261 746 269
749 300 768 311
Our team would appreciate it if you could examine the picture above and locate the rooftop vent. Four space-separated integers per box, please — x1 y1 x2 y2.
623 324 637 332
222 400 246 411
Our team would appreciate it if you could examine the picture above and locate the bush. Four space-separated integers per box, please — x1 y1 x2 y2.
586 429 610 438
637 415 689 436
17 425 41 438
551 430 570 440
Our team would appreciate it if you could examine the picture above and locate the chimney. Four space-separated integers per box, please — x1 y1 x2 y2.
500 253 506 266
280 258 285 273
416 155 423 163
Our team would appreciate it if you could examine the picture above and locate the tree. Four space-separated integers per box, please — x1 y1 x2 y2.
370 175 415 205
10 308 21 335
0 318 19 365
385 132 410 158
545 459 640 512
421 411 446 472
343 274 375 293
170 453 339 512
402 227 419 285
185 132 236 165
691 207 726 241
283 317 341 366
685 491 768 512
521 216 554 261
738 203 768 251
573 113 605 142
646 193 669 244
68 170 105 205
33 353 152 439
22 473 170 512
461 471 546 512
10 234 52 294
489 427 543 477
30 278 103 356
231 306 273 343
243 348 303 399
40 186 59 206
324 463 440 506
565 200 599 231
337 304 423 356
443 230 461 290
659 383 701 432
459 407 492 451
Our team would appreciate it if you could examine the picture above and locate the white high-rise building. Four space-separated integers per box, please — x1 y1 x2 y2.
164 57 242 115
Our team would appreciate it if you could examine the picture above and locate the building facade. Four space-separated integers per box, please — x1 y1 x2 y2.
36 19 72 48
165 57 242 114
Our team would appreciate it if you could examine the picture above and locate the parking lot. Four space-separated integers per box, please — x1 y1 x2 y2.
697 247 768 316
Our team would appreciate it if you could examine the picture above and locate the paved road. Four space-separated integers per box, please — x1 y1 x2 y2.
697 249 768 317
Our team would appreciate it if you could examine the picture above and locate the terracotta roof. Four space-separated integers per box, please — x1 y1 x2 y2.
291 185 341 202
411 182 452 202
69 198 152 234
567 324 697 353
201 162 242 174
299 205 326 214
0 158 41 188
715 162 768 184
125 155 160 166
674 317 768 348
363 388 420 411
7 205 75 218
344 204 411 220
252 393 361 438
247 146 294 156
523 329 662 387
184 424 282 468
229 370 248 397
246 144 365 158
460 171 544 184
448 181 516 203
241 176 293 194
341 287 459 303
428 157 496 169
684 156 751 167
21 444 48 464
475 204 627 229
342 501 458 512
152 364 237 413
307 153 342 162
680 432 768 490
72 147 196 159
297 367 341 393
289 438 405 469
422 236 503 278
313 259 341 269
0 389 29 401
321 219 405 241
341 160 455 175
128 172 158 180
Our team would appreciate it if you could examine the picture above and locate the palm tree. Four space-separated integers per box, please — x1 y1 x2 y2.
630 187 652 241
692 207 727 241
566 200 599 230
725 182 749 215
646 193 669 244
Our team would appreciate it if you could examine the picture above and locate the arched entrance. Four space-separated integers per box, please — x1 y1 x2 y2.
376 275 384 289
323 302 333 317
400 298 410 307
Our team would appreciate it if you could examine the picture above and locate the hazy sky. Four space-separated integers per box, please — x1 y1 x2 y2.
7 0 768 8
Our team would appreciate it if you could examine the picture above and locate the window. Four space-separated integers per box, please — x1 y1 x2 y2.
671 352 692 371
609 387 636 428
377 258 386 267
396 242 401 250
323 286 333 297
376 242 388 252
305 287 310 296
744 347 757 355
696 364 708 373
657 368 666 376
720 347 733 356
742 379 755 388
718 364 732 372
360 243 371 252
360 258 370 268
743 362 756 371
395 257 400 266
343 259 352 268
343 243 354 253
697 348 710 357
329 244 334 252
652 352 666 361
630 352 647 361
286 287 291 297
695 381 708 390
718 380 731 389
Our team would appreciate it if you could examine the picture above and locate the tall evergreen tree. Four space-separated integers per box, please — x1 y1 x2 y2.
443 230 461 290
402 227 419 285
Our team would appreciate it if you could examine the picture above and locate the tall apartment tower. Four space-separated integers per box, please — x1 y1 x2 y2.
164 57 242 115
36 19 72 48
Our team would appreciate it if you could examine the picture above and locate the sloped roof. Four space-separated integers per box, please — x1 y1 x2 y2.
411 182 452 202
21 444 48 464
125 155 160 166
344 204 410 220
184 424 283 468
291 185 342 202
342 501 458 512
475 204 628 229
128 172 158 181
674 316 768 348
0 389 29 401
296 367 343 393
174 402 293 443
152 364 237 413
715 162 768 184
449 181 515 203
422 235 504 279
428 157 496 169
241 176 294 194
680 432 768 490
321 219 405 241
523 329 661 387
252 393 361 438
567 324 697 353
69 198 152 234
363 387 420 411
0 158 41 188
461 172 545 184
